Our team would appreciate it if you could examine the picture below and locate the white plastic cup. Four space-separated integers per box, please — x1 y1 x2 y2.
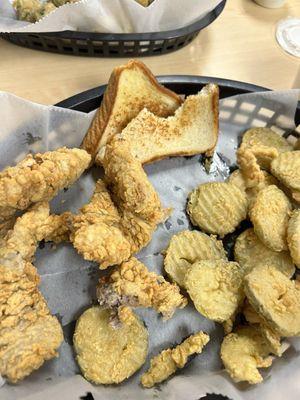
253 0 285 8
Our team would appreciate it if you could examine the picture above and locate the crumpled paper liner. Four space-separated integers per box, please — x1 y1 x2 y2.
0 87 299 400
0 0 222 33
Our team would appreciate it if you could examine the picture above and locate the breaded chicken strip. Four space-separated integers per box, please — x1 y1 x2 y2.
0 147 91 222
0 264 63 383
0 204 64 382
71 137 167 268
103 136 166 224
71 180 132 268
97 258 187 319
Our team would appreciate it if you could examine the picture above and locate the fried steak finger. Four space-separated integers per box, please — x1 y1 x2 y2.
141 331 209 388
0 147 91 222
97 257 187 319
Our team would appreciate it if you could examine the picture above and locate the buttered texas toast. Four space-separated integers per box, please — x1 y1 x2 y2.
81 60 182 160
97 84 219 164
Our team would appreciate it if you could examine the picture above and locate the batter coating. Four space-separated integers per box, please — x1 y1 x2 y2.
245 265 300 336
141 331 209 388
97 258 187 319
287 209 300 268
0 147 90 222
184 260 244 323
187 182 248 237
241 127 292 170
234 228 295 277
243 301 282 356
221 326 273 384
73 306 148 384
271 151 300 201
228 169 280 209
237 144 278 188
164 230 227 287
250 185 292 252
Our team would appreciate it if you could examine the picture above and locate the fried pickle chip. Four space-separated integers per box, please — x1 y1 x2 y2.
227 169 247 192
271 151 300 203
220 326 273 384
234 228 295 277
241 127 292 170
141 331 209 388
73 306 148 384
287 209 300 268
187 182 248 237
243 301 282 356
245 265 300 336
164 230 227 287
250 185 292 252
184 260 244 323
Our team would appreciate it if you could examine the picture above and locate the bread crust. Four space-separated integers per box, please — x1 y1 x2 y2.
81 60 182 160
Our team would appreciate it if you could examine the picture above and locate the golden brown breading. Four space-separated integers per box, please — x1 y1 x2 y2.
271 151 300 203
187 182 248 237
221 326 273 384
103 136 165 224
0 204 67 382
287 209 300 268
237 144 278 188
184 260 244 323
39 212 73 243
0 264 63 383
97 258 187 319
141 331 209 388
0 202 51 265
245 265 300 336
250 185 292 252
0 147 91 222
71 180 132 268
243 301 282 356
73 306 148 385
0 217 17 241
234 228 295 277
241 127 292 170
71 137 167 268
164 230 227 288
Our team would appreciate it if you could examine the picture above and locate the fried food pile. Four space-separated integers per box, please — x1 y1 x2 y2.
2 60 299 392
179 126 300 385
13 0 79 22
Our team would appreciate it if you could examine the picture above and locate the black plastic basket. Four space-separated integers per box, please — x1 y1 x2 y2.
56 75 300 132
0 0 226 57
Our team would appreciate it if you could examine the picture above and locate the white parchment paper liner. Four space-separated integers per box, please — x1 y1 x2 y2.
0 87 299 400
0 0 222 33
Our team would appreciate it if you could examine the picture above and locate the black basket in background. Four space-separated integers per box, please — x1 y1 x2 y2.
0 0 226 57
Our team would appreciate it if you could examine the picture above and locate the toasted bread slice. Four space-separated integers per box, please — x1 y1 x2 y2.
81 60 182 160
96 84 219 165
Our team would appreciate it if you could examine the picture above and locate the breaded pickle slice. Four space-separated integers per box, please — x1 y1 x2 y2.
164 230 227 287
184 260 244 323
73 306 148 384
187 182 248 237
234 228 295 277
245 265 300 336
